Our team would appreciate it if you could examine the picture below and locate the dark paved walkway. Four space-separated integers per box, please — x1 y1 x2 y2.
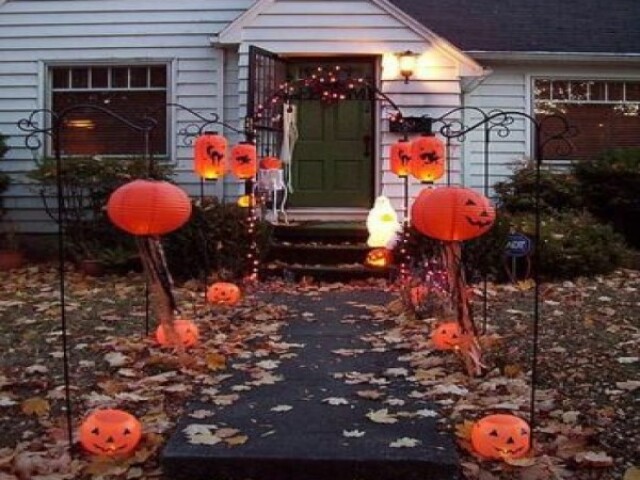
162 289 459 479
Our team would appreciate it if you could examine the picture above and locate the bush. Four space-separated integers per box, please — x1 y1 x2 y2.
164 197 272 281
0 133 9 219
27 155 174 264
509 211 628 279
494 161 583 214
574 148 640 248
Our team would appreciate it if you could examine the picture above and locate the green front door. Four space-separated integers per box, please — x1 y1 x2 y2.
289 63 374 208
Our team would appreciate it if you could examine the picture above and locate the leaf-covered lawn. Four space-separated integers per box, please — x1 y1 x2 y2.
0 265 638 479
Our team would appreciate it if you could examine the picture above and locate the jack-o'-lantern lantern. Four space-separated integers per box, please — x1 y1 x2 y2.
194 132 227 180
79 409 142 456
409 133 445 183
411 186 495 242
206 282 241 306
155 319 199 348
365 248 393 268
107 180 192 236
410 285 429 306
260 156 282 170
431 321 463 350
230 142 257 180
471 414 531 460
390 139 412 177
237 194 255 208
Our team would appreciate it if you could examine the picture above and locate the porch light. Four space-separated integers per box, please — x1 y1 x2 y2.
398 50 418 84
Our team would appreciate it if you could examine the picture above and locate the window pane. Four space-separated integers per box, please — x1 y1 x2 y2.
534 79 550 100
590 81 606 101
71 68 89 89
52 68 69 89
551 80 569 100
625 82 640 101
608 82 624 101
150 66 167 87
570 81 589 101
130 67 148 88
111 67 128 88
91 67 109 88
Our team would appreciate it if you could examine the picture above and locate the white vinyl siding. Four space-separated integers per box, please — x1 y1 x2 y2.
0 0 253 232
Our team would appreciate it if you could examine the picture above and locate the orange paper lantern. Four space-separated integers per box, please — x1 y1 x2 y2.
206 282 241 306
230 142 257 179
411 186 495 242
194 132 227 180
390 139 412 177
107 180 191 236
471 414 531 460
365 248 393 268
409 133 445 183
260 156 283 170
155 319 199 348
237 194 255 208
79 409 142 456
431 321 463 350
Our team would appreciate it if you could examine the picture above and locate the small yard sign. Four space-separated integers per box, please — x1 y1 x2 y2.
505 233 532 258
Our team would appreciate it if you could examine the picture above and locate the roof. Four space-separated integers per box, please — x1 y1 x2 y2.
389 0 640 54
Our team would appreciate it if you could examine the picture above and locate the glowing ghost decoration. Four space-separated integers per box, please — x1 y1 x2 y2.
366 196 400 248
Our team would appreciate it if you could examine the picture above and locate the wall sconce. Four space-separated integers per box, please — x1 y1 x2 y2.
398 50 418 84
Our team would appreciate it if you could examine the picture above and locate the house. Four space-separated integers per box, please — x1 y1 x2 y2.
0 0 638 233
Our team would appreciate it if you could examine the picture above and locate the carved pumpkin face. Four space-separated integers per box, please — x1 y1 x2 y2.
390 139 412 177
260 156 283 170
207 282 241 306
411 186 496 241
79 409 142 456
365 248 393 268
155 319 199 348
194 132 227 180
431 321 463 350
409 134 445 183
230 142 257 179
410 285 429 307
471 414 531 460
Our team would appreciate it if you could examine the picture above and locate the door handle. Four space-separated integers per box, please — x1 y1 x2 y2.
362 134 371 157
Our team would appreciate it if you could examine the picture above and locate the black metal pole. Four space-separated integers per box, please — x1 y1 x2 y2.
53 120 74 451
481 125 490 334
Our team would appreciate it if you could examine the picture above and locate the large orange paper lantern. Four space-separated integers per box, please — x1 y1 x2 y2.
390 139 412 177
206 282 241 306
411 186 495 242
260 156 283 170
155 319 199 348
107 180 192 236
431 321 463 350
471 414 531 460
79 409 142 456
230 142 257 179
409 133 445 183
194 132 227 180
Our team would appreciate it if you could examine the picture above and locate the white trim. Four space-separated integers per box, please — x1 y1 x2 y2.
213 0 484 77
524 72 533 161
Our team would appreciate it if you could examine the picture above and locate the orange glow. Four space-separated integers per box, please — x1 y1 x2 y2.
194 132 227 180
230 142 257 179
409 134 445 183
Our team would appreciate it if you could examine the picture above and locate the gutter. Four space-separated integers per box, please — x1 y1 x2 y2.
466 51 640 63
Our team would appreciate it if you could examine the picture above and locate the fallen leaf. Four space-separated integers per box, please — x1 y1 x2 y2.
575 451 614 467
366 409 398 424
455 420 475 440
225 434 248 446
206 352 227 371
270 405 293 412
342 429 366 438
104 351 129 367
356 390 384 400
21 397 50 417
322 397 349 406
624 466 640 480
389 437 420 448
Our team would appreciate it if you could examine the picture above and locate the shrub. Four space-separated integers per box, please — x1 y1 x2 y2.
27 155 174 264
494 160 583 214
0 133 9 219
574 148 640 248
164 197 272 281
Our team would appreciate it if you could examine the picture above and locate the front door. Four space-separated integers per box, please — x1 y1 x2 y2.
288 60 374 208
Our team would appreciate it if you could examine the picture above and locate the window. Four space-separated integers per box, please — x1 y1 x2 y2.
534 79 640 161
50 65 168 155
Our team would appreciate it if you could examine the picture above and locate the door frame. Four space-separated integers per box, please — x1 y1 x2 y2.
285 55 378 209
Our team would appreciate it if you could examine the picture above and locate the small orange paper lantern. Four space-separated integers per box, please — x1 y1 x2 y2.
107 180 192 236
471 414 531 460
431 321 463 350
260 156 283 170
365 248 393 268
237 194 255 208
390 139 412 177
409 133 445 183
410 285 429 306
206 282 241 306
194 132 227 180
411 186 495 242
79 409 142 456
155 319 199 348
230 142 257 179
